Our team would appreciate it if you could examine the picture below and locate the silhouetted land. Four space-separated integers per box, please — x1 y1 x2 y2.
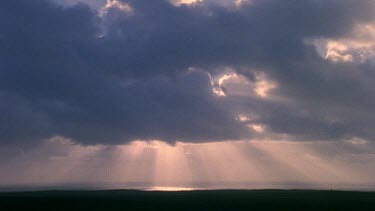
1 189 375 210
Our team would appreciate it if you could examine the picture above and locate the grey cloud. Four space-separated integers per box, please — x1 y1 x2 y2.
0 0 375 145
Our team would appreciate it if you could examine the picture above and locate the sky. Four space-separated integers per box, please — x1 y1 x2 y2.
0 0 375 190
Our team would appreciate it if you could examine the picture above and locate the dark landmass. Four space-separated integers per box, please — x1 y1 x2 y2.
1 189 375 211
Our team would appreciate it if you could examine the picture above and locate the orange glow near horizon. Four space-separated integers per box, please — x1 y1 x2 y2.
0 138 374 190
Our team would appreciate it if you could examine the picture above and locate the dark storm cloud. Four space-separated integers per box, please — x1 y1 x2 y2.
0 0 374 145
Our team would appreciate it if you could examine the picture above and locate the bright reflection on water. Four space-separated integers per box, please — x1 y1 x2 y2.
144 186 200 191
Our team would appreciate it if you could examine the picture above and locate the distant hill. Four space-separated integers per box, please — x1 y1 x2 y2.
1 189 375 210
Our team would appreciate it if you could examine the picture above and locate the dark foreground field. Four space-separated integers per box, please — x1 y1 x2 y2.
1 189 375 211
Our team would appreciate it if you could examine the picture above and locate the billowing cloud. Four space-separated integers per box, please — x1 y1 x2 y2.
0 0 375 146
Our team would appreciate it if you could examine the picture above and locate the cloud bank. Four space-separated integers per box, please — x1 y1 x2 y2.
0 0 375 145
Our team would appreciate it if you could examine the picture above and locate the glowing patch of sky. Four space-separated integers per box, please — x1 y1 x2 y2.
1 137 375 190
